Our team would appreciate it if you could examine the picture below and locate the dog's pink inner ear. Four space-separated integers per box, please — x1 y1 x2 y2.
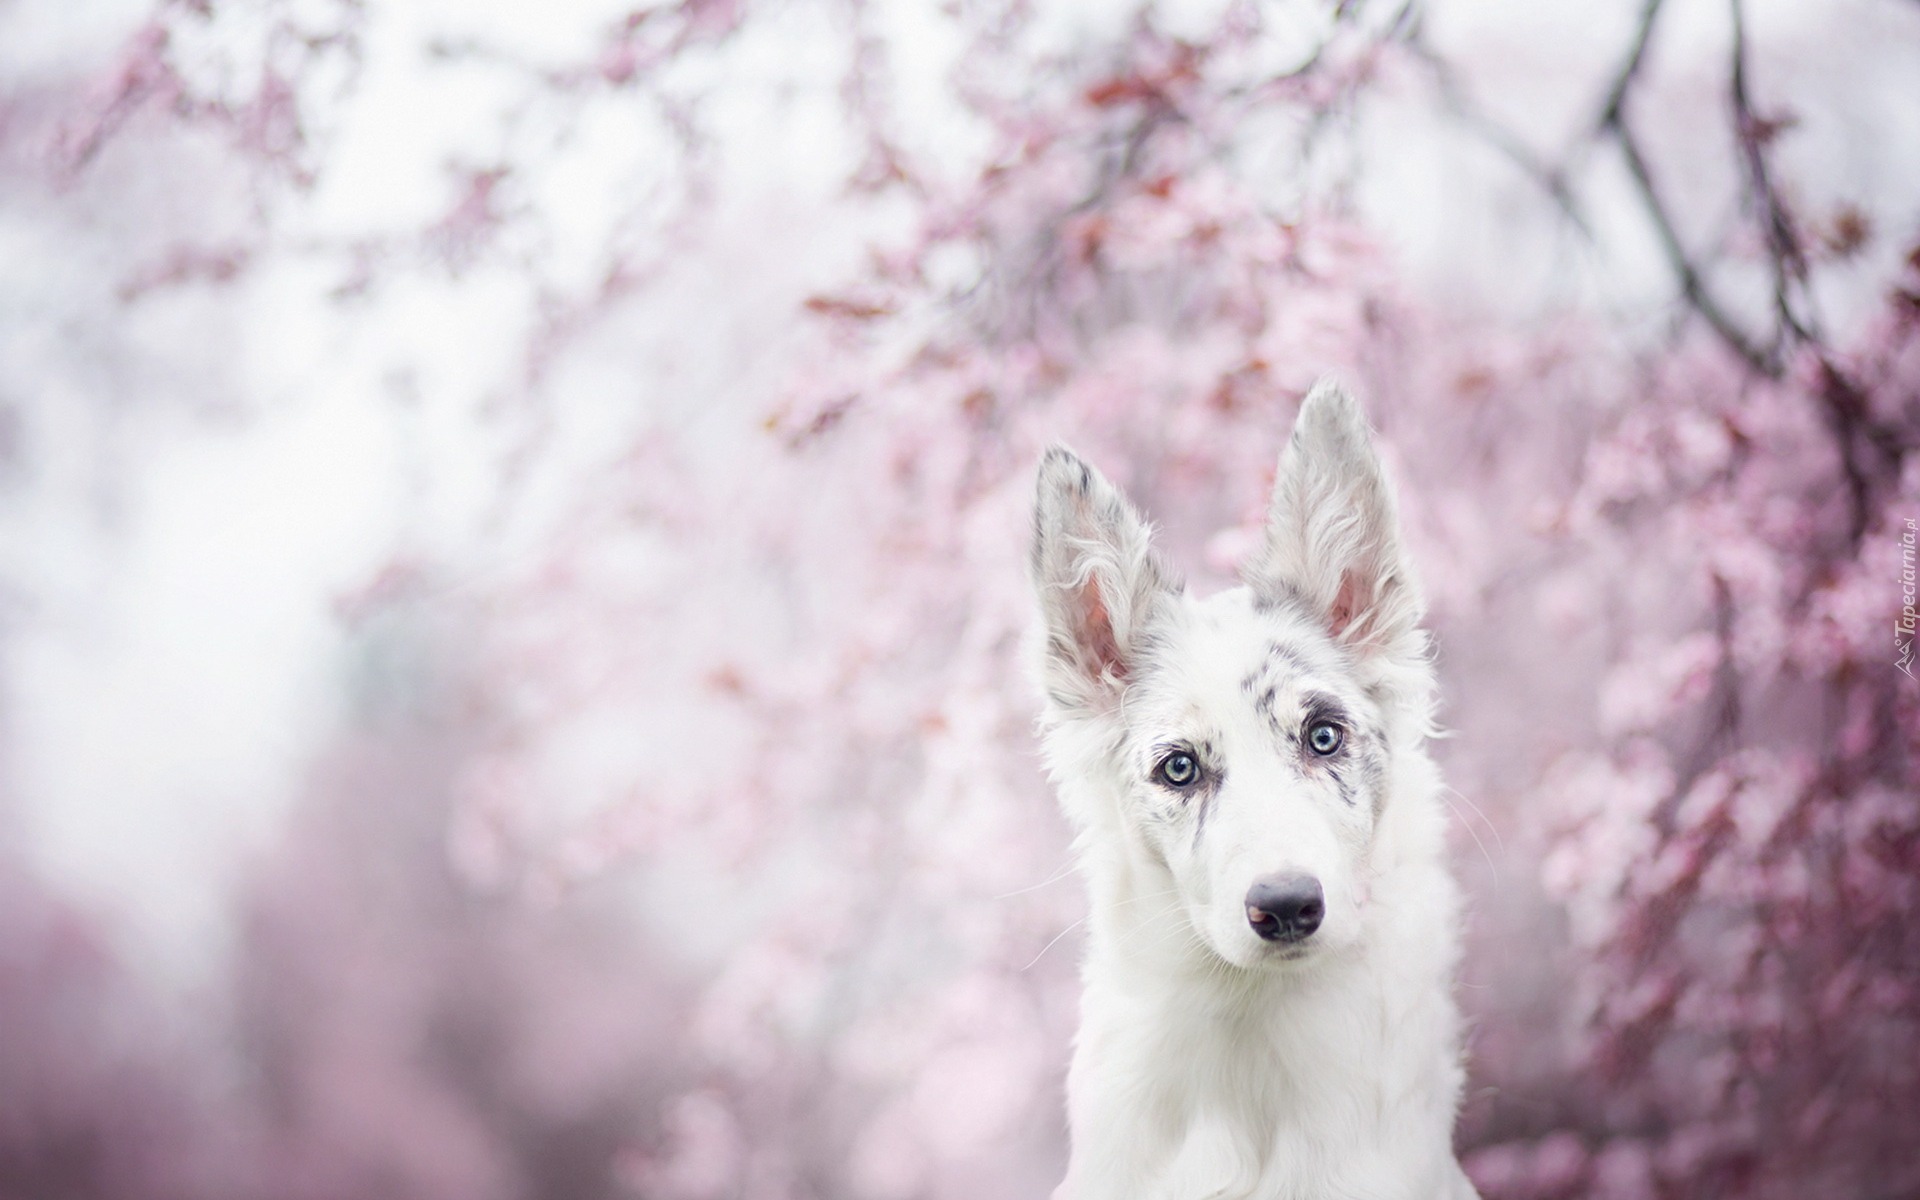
1072 575 1129 684
1329 566 1394 647
1328 571 1364 640
1075 583 1127 680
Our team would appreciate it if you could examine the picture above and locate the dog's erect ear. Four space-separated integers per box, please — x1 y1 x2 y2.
1031 446 1178 712
1245 380 1424 657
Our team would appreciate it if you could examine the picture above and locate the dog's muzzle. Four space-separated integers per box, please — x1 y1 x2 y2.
1246 873 1324 943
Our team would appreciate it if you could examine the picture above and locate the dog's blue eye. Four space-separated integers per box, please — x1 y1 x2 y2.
1156 752 1200 788
1307 722 1344 756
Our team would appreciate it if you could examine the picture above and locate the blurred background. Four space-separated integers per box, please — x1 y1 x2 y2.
1 0 1916 1197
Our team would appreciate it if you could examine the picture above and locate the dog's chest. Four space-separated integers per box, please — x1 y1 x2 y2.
1159 982 1459 1199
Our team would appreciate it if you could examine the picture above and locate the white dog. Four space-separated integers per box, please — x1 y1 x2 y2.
1029 381 1479 1200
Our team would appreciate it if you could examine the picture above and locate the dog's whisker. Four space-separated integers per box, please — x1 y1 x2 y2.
992 860 1081 900
1021 917 1087 972
1441 784 1503 876
1106 886 1185 909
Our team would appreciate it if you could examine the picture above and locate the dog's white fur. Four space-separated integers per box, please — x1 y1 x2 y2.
1029 382 1479 1200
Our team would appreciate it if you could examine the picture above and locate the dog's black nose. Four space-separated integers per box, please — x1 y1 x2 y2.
1246 874 1324 942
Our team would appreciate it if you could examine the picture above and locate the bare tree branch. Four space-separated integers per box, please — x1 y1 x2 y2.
1398 16 1591 236
1598 0 1666 131
1598 0 1783 376
1608 106 1777 373
1728 0 1816 353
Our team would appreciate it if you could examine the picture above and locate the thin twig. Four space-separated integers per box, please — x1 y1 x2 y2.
1728 0 1815 353
1610 112 1776 373
1598 0 1666 130
1597 0 1780 375
1398 18 1591 236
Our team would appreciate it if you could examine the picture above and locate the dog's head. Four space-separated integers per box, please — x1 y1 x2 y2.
1030 381 1433 971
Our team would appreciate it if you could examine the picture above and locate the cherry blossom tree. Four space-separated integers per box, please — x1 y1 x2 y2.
0 0 1914 1198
